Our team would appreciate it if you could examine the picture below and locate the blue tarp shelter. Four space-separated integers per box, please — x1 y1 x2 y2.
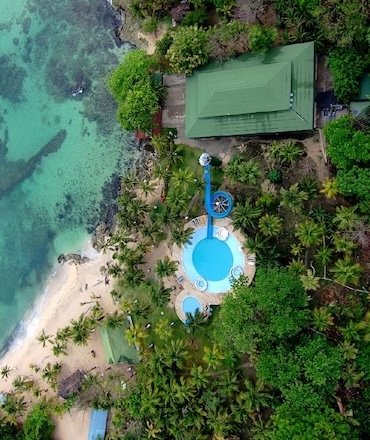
88 409 108 440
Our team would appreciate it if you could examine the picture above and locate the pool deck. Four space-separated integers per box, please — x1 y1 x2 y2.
173 215 256 322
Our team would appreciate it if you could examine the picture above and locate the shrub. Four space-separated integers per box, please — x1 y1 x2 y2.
166 26 210 75
324 116 370 207
155 31 174 56
140 17 158 34
117 79 159 131
181 9 208 26
24 405 54 440
267 168 282 184
328 49 368 102
248 24 278 53
208 20 249 61
108 50 155 101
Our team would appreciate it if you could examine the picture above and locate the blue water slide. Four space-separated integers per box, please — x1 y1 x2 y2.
203 164 233 238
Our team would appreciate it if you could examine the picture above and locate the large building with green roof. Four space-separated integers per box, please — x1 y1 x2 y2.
185 42 315 138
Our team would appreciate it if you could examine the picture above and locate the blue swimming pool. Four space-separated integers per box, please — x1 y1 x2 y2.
182 296 203 315
193 238 233 281
182 226 245 293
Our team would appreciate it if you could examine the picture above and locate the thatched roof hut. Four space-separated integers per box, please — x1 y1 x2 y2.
58 369 85 399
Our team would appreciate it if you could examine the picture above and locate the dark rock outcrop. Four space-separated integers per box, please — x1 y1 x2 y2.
57 253 90 265
0 129 66 199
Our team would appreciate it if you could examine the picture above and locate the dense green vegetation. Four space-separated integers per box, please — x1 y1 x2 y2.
1 0 369 437
1 133 369 438
324 116 370 211
108 50 163 131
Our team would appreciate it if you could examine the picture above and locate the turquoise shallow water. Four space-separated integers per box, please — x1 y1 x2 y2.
0 0 137 351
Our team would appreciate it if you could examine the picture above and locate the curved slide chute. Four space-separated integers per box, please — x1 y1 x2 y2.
203 163 233 238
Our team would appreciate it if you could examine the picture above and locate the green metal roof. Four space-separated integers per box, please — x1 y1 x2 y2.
99 323 140 364
185 42 315 138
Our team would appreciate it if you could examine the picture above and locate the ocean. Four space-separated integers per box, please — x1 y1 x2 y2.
0 0 137 352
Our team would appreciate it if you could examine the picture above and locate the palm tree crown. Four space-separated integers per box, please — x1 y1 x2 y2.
258 214 283 237
233 200 262 231
331 256 362 286
295 220 324 247
155 256 178 278
280 183 308 213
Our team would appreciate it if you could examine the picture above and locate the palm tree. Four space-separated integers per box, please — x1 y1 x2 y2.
248 415 273 440
243 378 273 412
339 341 358 361
331 257 362 286
1 365 12 379
203 344 224 371
151 134 182 168
232 200 262 230
105 311 126 329
238 160 261 185
315 246 333 276
334 205 359 231
298 176 319 199
162 339 189 369
52 340 68 357
277 141 304 165
152 161 171 182
166 187 188 212
190 365 209 389
295 220 324 247
41 362 62 387
12 376 34 392
146 282 172 307
280 183 308 213
141 223 165 245
300 269 320 291
154 318 173 340
107 263 123 278
224 155 243 182
291 243 303 256
2 394 27 417
172 167 194 189
124 268 145 288
246 234 266 257
125 323 148 348
321 178 339 199
340 321 361 342
146 421 161 439
333 235 357 255
287 258 306 275
55 326 72 344
171 227 193 247
256 191 276 208
139 180 156 197
185 309 207 335
69 315 92 346
258 214 283 237
122 171 138 191
37 329 53 347
312 307 334 332
155 256 177 279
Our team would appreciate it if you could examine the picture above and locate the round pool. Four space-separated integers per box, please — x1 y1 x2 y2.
192 238 233 281
182 226 245 293
182 296 203 316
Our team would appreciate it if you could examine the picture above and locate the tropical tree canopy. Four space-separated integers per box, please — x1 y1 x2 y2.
213 269 309 355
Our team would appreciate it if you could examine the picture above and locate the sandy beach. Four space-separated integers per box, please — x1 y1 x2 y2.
0 248 117 439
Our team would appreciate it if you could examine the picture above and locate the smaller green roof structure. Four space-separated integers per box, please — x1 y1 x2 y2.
99 322 140 364
185 42 315 138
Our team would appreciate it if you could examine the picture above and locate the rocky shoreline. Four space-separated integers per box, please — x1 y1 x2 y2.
84 0 155 256
112 0 147 49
